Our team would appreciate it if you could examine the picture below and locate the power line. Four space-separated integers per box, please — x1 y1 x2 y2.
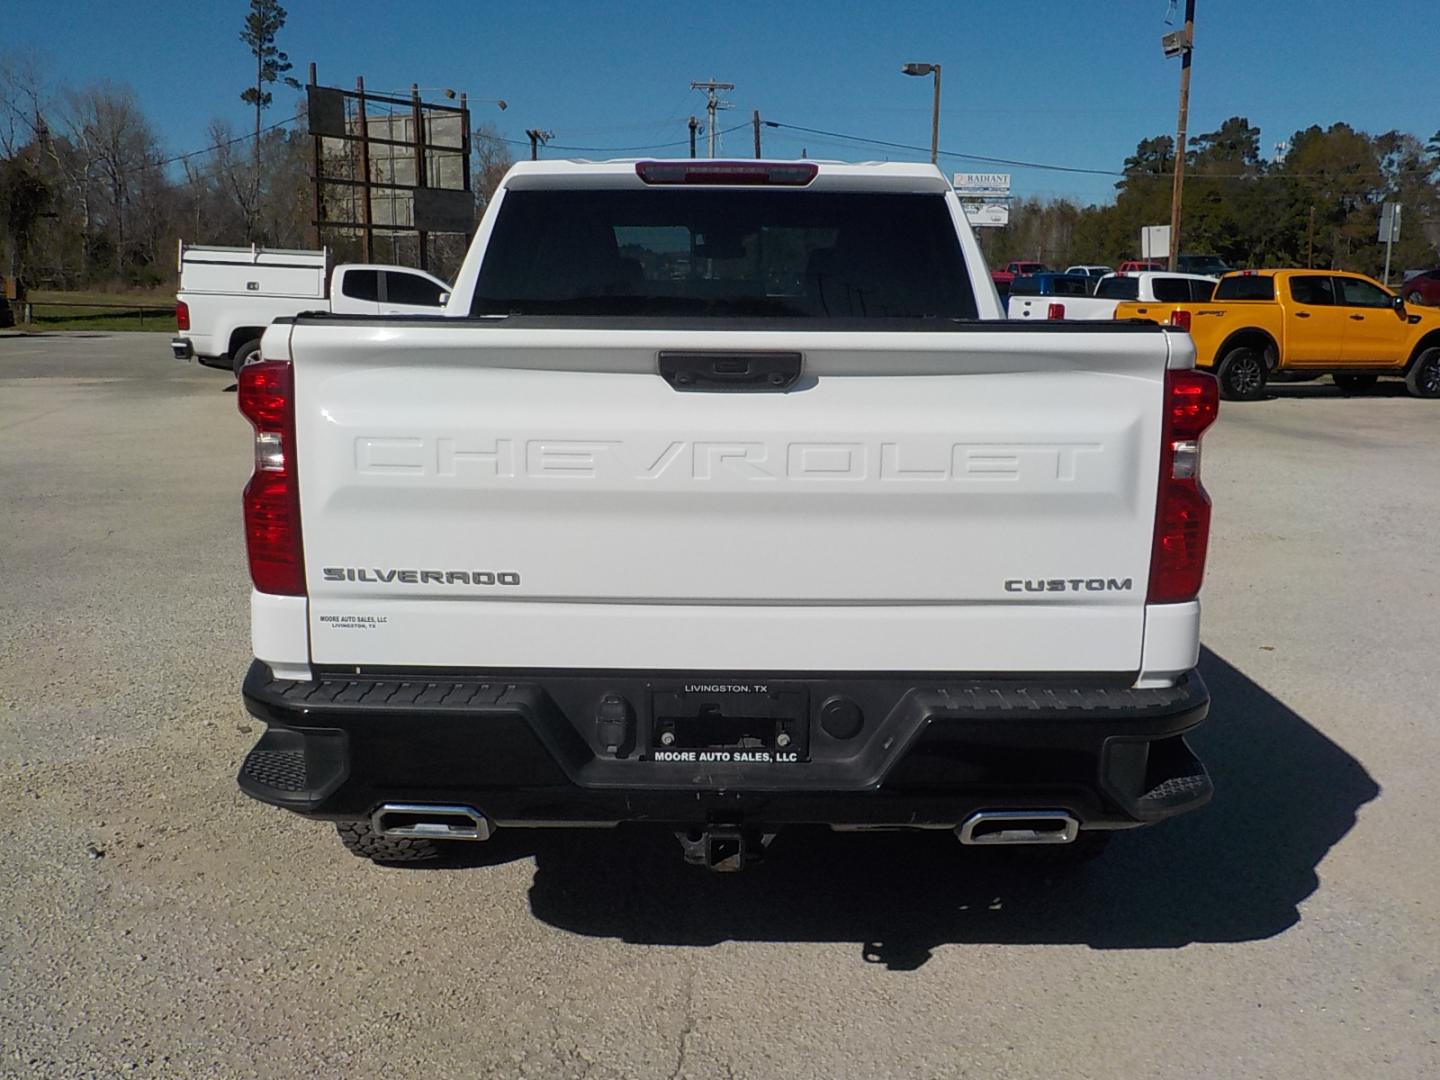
495 122 748 155
763 120 1124 176
763 119 1440 183
152 109 1433 189
158 114 747 170
155 113 301 168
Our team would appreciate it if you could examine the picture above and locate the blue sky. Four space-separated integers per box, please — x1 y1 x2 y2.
9 0 1435 205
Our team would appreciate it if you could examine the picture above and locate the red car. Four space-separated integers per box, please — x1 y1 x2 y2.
1116 259 1166 274
1401 269 1440 306
991 260 1052 294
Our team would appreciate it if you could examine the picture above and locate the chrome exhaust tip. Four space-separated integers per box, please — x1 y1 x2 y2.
957 810 1079 846
372 803 493 842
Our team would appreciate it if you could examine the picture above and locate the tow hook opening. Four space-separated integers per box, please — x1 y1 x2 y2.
956 810 1080 846
675 826 775 871
372 803 493 842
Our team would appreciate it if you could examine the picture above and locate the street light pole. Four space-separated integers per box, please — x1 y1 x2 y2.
901 63 942 165
929 66 942 165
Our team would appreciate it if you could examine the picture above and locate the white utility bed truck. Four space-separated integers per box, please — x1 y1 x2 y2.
171 242 451 375
235 159 1219 871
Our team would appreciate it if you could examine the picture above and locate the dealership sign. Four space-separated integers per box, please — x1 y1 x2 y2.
953 173 1012 195
955 173 1011 228
962 202 1011 227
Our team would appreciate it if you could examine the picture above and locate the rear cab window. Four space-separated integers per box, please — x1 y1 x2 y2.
472 189 978 322
1214 275 1275 301
1150 277 1192 303
384 271 446 306
1096 277 1140 300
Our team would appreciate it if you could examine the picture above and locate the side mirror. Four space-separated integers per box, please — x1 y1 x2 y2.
437 291 451 307
1393 294 1407 316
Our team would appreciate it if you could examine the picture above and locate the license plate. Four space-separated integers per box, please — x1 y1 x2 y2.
649 682 808 763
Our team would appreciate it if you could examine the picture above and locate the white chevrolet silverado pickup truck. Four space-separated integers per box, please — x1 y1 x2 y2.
235 158 1218 871
171 242 451 376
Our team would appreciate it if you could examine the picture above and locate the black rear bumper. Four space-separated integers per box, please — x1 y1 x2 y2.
238 661 1212 830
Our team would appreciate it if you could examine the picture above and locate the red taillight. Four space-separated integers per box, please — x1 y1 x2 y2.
238 360 290 430
175 300 189 331
238 360 304 595
1047 303 1066 320
1165 369 1219 435
635 160 818 186
1169 309 1192 332
1148 368 1219 604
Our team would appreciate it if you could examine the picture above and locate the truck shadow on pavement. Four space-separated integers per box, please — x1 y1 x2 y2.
1263 382 1410 399
428 648 1379 967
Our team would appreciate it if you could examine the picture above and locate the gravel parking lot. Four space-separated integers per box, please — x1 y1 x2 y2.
2 332 1437 1079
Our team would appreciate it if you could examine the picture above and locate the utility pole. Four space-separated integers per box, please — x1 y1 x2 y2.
1307 205 1315 268
411 84 428 271
356 76 373 261
688 116 698 158
525 129 553 161
308 63 322 249
690 79 734 157
753 110 761 158
1166 0 1196 272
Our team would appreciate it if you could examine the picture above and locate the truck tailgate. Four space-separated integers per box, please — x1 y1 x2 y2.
287 323 1173 673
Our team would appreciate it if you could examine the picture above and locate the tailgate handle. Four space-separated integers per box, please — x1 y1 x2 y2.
659 351 802 392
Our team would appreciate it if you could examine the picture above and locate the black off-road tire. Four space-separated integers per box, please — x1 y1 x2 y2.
1216 346 1268 401
1405 347 1440 399
231 337 262 379
335 819 443 863
1333 374 1379 393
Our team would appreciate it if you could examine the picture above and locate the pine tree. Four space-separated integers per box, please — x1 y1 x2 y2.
239 0 299 239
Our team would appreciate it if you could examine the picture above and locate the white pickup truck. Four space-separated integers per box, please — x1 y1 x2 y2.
171 242 451 375
235 158 1218 871
1008 271 1218 321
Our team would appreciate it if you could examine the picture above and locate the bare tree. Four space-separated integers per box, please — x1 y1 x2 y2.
0 52 52 157
205 118 257 238
473 122 514 210
0 53 55 279
61 83 162 278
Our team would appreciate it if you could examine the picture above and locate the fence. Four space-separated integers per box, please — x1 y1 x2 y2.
14 299 174 329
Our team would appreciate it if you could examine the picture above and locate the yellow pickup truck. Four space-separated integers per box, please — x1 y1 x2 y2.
1114 269 1440 400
